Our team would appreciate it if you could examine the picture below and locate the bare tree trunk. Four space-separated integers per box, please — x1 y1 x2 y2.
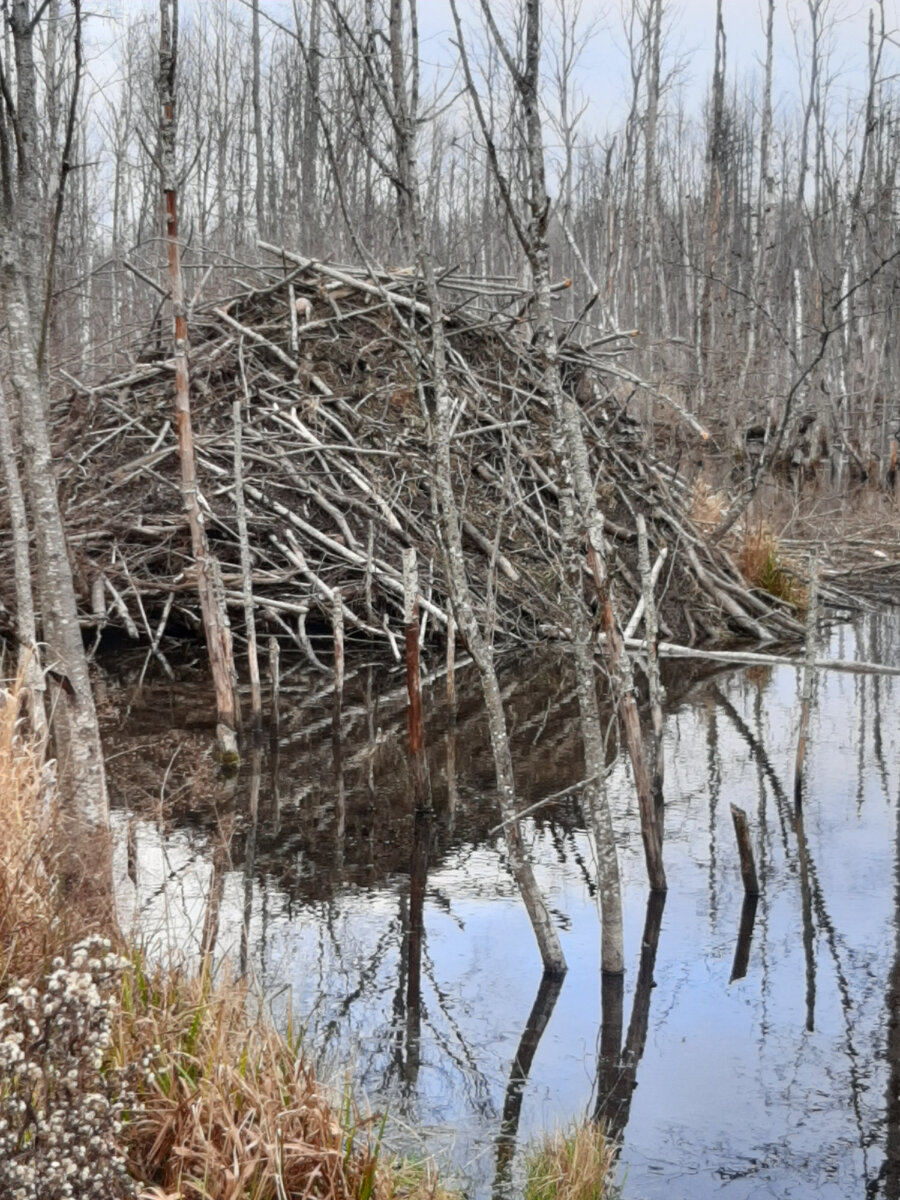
251 0 266 235
453 0 661 905
0 0 107 829
381 0 566 974
738 0 774 393
0 379 46 737
159 0 240 761
389 0 415 258
299 0 322 244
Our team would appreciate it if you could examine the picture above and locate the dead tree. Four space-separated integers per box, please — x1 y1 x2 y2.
451 0 639 962
0 0 107 828
158 0 240 760
322 0 566 974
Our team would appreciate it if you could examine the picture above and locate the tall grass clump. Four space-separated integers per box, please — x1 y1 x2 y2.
524 1122 617 1200
114 956 439 1200
0 672 452 1200
736 526 800 607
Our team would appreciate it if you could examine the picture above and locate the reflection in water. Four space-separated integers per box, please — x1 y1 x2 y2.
493 971 564 1197
882 777 900 1199
729 895 757 983
595 892 666 1145
105 612 900 1199
240 748 261 977
395 804 433 1090
794 802 817 1031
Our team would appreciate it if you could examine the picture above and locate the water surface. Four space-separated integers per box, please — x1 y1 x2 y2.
105 612 900 1198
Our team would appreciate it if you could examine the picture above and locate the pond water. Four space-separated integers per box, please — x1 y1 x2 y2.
103 610 900 1198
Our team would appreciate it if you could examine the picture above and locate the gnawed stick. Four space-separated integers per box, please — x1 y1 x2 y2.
623 543 668 639
794 552 819 804
298 603 328 673
446 603 457 720
730 804 760 896
214 304 300 374
268 636 280 740
462 518 520 583
288 283 299 354
403 548 431 811
236 339 262 730
103 575 140 640
637 515 665 815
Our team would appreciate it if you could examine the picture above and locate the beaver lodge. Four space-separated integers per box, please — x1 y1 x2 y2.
3 245 832 666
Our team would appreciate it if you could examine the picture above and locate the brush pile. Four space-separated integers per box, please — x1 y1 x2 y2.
19 244 805 663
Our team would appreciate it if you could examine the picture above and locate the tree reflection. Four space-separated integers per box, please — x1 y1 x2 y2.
880 777 900 1198
595 891 666 1146
730 894 758 983
493 970 564 1198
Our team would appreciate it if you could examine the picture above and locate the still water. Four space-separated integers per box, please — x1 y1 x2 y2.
105 611 900 1198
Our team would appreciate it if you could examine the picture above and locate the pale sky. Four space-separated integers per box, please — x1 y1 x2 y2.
411 0 900 134
88 0 900 139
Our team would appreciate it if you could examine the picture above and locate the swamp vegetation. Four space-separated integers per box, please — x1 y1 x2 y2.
3 0 900 1196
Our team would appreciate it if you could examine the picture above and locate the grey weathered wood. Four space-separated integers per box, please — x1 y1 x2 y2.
794 553 819 803
730 804 760 896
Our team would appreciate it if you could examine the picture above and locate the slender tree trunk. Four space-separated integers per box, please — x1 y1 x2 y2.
3 252 107 825
456 0 661 900
159 0 240 760
738 0 774 394
0 377 46 741
385 0 566 974
251 0 265 235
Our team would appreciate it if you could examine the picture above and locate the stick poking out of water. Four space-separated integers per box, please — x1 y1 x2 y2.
730 803 760 896
794 552 819 804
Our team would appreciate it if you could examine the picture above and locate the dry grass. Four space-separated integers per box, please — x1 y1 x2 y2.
690 477 727 529
0 666 58 983
115 958 449 1200
0 672 453 1200
735 525 801 607
524 1123 617 1200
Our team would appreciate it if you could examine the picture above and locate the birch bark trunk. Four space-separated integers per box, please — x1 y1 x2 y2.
0 0 107 828
0 378 46 742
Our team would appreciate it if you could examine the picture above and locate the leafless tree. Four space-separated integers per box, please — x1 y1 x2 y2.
158 0 241 758
0 0 108 827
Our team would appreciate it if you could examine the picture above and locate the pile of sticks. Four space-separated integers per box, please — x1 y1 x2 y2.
18 245 806 665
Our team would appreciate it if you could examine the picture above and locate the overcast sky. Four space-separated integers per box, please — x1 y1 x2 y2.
411 0 900 134
89 0 900 138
